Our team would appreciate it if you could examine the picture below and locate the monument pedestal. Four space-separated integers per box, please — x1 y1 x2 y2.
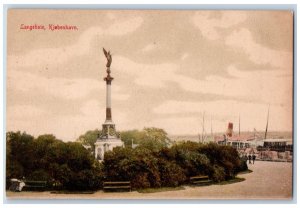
95 120 124 161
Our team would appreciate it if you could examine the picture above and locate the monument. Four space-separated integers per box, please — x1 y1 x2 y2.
94 48 124 161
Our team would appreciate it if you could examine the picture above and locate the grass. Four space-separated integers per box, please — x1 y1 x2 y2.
137 186 185 193
238 169 253 175
138 177 246 193
215 177 245 185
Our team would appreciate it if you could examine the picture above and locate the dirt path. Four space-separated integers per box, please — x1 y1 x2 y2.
6 161 293 200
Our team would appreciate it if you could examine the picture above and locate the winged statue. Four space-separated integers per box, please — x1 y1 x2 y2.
103 48 112 68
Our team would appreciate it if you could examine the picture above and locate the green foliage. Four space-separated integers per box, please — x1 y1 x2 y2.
63 167 104 191
139 128 171 151
6 131 35 177
167 143 211 177
6 131 103 191
7 129 247 191
27 169 51 181
197 142 244 180
157 159 186 187
103 146 181 189
236 156 248 173
211 165 226 182
120 130 144 147
120 127 171 151
76 129 101 150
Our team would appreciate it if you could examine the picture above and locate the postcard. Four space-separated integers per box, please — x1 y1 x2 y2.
5 9 294 200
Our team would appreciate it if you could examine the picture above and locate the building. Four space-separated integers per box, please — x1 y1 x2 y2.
94 48 124 161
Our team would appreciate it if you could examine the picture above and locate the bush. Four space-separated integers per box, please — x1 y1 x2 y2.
158 160 186 187
27 169 51 181
103 146 162 188
6 131 103 191
64 168 104 191
7 130 248 191
211 165 225 182
102 141 248 189
132 173 151 189
236 157 248 173
198 142 242 179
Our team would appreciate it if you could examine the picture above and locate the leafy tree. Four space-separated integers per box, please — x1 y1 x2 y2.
6 129 247 191
138 128 171 151
6 131 35 177
76 129 101 150
120 130 144 147
65 142 95 172
120 127 171 150
6 131 103 191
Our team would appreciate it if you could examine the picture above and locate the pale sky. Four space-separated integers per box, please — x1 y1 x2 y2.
7 10 293 141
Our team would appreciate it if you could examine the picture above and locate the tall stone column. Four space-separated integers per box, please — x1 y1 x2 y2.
104 72 113 122
100 48 117 139
94 48 124 161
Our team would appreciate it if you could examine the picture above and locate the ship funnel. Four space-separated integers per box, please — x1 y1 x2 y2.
226 122 233 137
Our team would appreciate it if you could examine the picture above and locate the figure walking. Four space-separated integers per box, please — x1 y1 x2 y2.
248 154 252 164
252 154 256 164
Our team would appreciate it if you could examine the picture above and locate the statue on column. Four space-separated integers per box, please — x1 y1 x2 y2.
103 48 112 68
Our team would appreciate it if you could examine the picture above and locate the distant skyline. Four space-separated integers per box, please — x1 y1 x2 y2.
7 10 293 141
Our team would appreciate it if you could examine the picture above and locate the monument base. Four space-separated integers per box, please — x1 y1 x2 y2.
94 138 124 161
94 120 124 161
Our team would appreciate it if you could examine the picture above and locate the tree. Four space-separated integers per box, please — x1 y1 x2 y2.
120 130 144 147
139 127 171 152
76 129 101 150
6 131 104 191
6 131 35 177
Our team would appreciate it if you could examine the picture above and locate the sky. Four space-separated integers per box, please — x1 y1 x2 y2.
6 10 293 141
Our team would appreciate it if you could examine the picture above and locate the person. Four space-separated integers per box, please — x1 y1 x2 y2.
252 154 256 164
248 154 252 164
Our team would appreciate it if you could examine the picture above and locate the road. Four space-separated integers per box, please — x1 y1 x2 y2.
6 161 293 200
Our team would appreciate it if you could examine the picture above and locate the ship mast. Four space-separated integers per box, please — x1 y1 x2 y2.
239 114 241 137
264 105 270 140
202 112 205 143
210 115 213 141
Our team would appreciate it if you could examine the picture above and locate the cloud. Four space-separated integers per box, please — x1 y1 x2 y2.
6 99 129 141
8 70 102 100
181 53 189 60
225 28 292 68
80 100 101 116
7 16 143 68
7 11 293 140
105 17 143 36
192 11 247 40
7 105 47 119
113 56 178 88
6 105 52 138
8 70 130 101
150 117 201 135
152 100 292 133
141 43 158 52
113 56 292 105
